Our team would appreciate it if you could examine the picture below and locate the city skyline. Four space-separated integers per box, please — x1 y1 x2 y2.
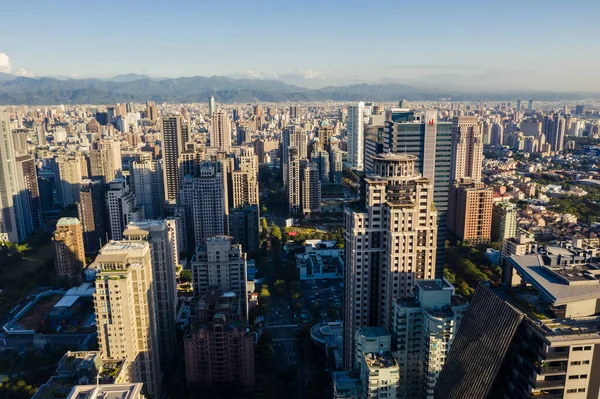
1 0 600 91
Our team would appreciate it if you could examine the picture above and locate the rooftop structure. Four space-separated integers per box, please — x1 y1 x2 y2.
65 383 145 399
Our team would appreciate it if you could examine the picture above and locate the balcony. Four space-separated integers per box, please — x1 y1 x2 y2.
542 351 569 361
531 379 565 389
537 365 567 375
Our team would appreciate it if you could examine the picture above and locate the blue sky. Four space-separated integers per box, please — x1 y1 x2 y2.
1 0 599 91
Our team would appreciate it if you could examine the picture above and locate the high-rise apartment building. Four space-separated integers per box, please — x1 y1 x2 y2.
347 102 365 171
123 220 178 368
450 116 483 182
15 151 42 235
161 115 184 203
360 352 400 399
330 149 343 184
191 235 248 319
311 149 330 183
107 178 143 240
93 241 161 398
393 279 468 399
146 101 158 123
491 202 517 242
89 137 122 183
77 179 107 253
228 204 259 253
490 123 504 146
436 252 600 399
208 96 215 118
383 110 452 278
131 152 165 219
52 217 86 280
301 160 321 215
543 113 566 152
54 154 82 208
287 147 301 216
232 147 259 208
448 181 493 245
282 126 309 187
178 160 227 250
210 110 232 152
343 154 438 370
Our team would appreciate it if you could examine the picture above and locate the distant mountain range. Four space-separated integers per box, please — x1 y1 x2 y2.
0 73 598 105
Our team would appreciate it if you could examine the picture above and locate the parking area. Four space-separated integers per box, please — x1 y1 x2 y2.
297 279 343 325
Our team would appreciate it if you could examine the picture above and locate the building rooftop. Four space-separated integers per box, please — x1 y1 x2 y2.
363 352 397 370
332 371 363 397
356 326 390 338
66 383 144 399
507 255 600 305
57 217 81 226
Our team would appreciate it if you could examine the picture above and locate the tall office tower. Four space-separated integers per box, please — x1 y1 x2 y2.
77 179 107 253
54 154 82 208
228 204 259 253
364 125 387 173
448 181 493 244
89 137 122 183
343 154 438 370
490 123 504 146
123 220 178 368
287 147 301 216
330 149 343 184
383 110 452 277
450 116 483 182
232 147 259 208
528 99 534 111
178 161 227 250
393 279 467 399
38 177 53 210
311 149 330 183
208 96 215 118
436 254 600 399
232 108 240 122
301 160 321 216
93 241 161 398
107 178 143 241
0 112 20 242
184 312 255 390
34 122 46 145
289 105 298 119
575 104 585 115
543 113 566 152
210 110 232 152
347 102 365 170
191 236 248 319
131 152 165 219
491 202 517 242
161 115 184 203
281 126 306 186
146 101 160 121
516 99 522 112
52 217 86 280
15 152 43 234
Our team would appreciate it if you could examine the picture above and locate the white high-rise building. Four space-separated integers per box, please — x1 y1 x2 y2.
54 154 82 208
93 241 161 398
191 235 248 319
123 220 178 368
347 102 365 171
343 153 438 370
0 111 20 242
107 178 143 240
393 279 467 399
208 96 216 118
301 160 321 215
210 110 232 152
131 152 165 219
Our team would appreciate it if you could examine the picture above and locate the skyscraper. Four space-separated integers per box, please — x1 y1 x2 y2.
77 179 107 253
123 220 178 368
301 160 321 215
543 113 566 152
450 116 483 182
93 241 161 398
491 202 517 242
15 151 42 234
210 110 232 152
232 147 259 208
347 102 365 171
330 149 343 184
228 204 260 253
448 181 493 245
131 152 165 219
191 235 248 319
0 112 22 242
383 110 452 278
208 96 215 118
107 178 143 240
178 160 227 250
54 154 82 208
287 147 301 216
343 154 438 370
89 137 122 183
161 115 184 203
52 217 86 280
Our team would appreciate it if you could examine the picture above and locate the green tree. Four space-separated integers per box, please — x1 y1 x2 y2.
179 269 192 283
261 217 268 232
271 224 282 241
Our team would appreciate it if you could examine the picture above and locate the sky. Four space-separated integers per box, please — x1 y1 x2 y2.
1 0 599 91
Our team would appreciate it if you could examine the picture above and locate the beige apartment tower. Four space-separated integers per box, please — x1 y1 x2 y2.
93 241 161 398
343 153 438 370
52 217 86 279
448 181 493 244
210 110 232 152
450 116 484 182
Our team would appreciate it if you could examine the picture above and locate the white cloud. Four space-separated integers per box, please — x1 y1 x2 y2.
0 53 10 73
13 68 34 77
293 70 325 80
